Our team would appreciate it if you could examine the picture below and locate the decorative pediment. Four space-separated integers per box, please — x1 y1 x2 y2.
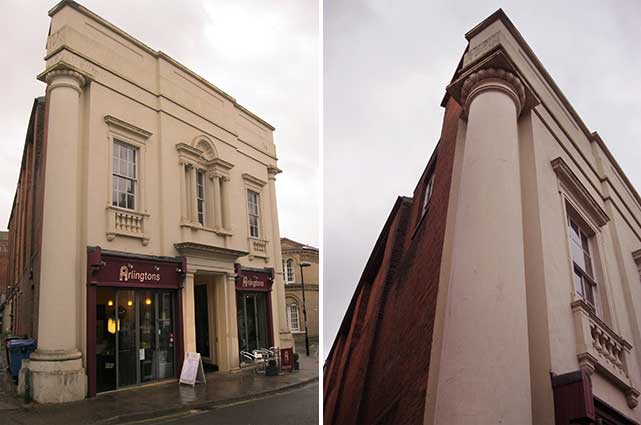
551 157 609 227
176 135 234 176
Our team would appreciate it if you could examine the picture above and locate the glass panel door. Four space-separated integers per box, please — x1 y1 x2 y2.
237 292 270 354
96 288 117 392
95 288 177 392
117 290 137 387
157 291 175 379
138 290 156 383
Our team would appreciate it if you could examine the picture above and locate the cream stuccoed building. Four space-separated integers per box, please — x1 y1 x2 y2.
324 9 641 425
7 0 293 403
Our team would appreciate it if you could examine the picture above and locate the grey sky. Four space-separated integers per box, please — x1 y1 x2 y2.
0 0 319 247
324 0 641 358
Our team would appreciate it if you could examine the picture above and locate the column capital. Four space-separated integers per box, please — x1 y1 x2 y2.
460 68 525 116
267 165 282 180
40 65 87 95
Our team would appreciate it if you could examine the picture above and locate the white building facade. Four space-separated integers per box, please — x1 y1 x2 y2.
18 0 293 402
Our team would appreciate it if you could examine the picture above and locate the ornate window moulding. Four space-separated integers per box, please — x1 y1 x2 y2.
241 173 267 188
177 136 234 234
104 115 152 141
551 157 609 227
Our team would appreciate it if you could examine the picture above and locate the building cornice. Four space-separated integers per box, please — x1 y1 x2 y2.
47 0 275 131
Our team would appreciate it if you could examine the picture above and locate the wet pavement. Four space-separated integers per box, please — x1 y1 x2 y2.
0 355 319 425
0 351 22 411
149 381 319 425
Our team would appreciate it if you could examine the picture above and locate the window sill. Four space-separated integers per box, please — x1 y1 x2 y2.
180 221 232 237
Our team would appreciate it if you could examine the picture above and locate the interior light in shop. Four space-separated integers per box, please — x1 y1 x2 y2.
127 300 133 307
107 318 120 334
145 298 152 305
107 300 113 307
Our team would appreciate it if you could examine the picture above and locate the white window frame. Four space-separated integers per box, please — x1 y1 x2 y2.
247 189 261 239
196 169 206 225
287 303 301 332
567 213 598 309
112 140 138 211
422 174 435 215
105 115 150 214
286 259 295 283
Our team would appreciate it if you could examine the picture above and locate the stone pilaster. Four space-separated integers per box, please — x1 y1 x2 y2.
433 68 532 424
182 272 197 354
266 166 293 349
28 67 87 403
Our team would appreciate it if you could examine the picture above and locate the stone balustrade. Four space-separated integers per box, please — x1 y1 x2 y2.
106 206 150 245
572 299 639 408
248 237 269 259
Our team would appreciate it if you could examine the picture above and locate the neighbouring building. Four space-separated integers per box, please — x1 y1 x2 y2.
281 237 319 354
0 231 8 332
324 9 641 425
5 0 293 403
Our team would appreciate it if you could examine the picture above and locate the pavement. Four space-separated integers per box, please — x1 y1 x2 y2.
137 382 318 424
0 352 319 425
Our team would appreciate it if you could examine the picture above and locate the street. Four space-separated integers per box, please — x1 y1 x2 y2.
133 382 319 425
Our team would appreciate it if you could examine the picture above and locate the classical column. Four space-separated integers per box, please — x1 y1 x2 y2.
221 176 232 232
433 68 532 424
189 165 198 223
28 68 86 403
225 274 240 370
212 173 223 230
266 166 292 349
182 272 197 354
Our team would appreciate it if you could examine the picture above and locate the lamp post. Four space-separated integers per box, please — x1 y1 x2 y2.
299 261 312 356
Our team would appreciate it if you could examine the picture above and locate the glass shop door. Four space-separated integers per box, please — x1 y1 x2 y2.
95 288 176 392
237 291 269 354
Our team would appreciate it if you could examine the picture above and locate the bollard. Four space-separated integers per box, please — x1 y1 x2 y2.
24 368 31 404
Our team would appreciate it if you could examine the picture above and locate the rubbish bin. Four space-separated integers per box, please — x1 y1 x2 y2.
4 336 21 370
7 339 36 381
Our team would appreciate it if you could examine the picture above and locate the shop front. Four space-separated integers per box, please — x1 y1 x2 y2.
235 266 275 356
87 247 186 396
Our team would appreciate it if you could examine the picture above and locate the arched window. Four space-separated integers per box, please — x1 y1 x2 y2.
286 259 295 283
287 303 300 332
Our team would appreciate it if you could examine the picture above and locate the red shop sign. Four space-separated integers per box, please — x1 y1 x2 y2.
235 265 273 292
87 247 186 289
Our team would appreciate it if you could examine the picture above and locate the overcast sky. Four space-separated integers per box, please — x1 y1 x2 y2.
0 0 319 246
324 0 641 358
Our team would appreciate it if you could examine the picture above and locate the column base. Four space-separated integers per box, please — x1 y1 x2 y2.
19 357 86 403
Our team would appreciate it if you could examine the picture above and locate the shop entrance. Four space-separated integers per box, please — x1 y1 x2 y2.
237 291 269 353
194 284 210 358
95 288 176 393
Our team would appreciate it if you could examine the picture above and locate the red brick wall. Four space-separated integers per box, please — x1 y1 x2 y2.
0 236 8 297
6 97 46 338
324 98 462 425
